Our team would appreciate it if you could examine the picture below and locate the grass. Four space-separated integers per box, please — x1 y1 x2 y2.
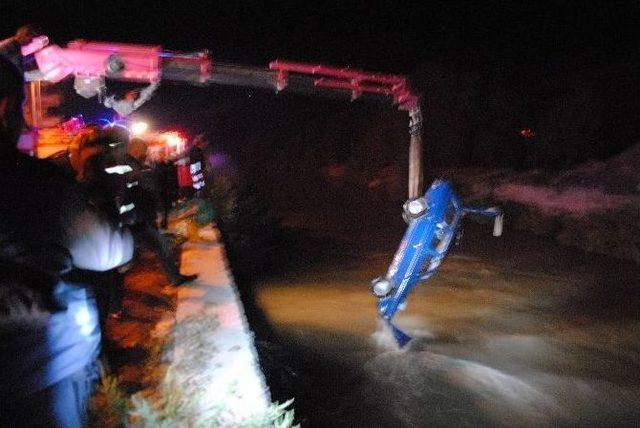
92 314 298 427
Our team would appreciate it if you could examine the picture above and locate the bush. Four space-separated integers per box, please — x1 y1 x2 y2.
206 176 286 282
495 198 640 264
92 371 298 427
451 169 640 264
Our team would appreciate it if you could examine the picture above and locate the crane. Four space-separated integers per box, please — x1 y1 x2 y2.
23 36 424 199
20 36 502 348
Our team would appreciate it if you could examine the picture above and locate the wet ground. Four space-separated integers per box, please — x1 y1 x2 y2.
255 218 640 427
103 251 175 391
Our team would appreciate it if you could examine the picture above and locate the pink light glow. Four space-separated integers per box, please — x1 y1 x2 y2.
21 35 49 56
34 45 74 83
34 40 161 83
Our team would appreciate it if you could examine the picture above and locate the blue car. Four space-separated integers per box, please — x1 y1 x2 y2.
372 179 503 347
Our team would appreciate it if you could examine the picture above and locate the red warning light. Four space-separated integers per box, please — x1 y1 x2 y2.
519 128 535 139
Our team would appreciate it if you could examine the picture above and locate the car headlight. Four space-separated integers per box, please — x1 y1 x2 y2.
371 277 394 297
403 197 428 218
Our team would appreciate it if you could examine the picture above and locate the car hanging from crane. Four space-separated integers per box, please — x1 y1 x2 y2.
371 180 503 347
20 33 503 349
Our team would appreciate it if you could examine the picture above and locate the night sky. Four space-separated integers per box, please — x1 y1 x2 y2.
2 1 639 171
2 0 639 74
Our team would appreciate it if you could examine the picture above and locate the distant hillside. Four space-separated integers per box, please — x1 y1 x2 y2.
441 148 640 262
463 143 640 217
553 143 640 194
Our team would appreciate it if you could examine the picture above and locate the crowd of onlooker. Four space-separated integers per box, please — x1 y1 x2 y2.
0 27 220 427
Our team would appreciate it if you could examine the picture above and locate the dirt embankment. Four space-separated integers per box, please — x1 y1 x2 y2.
436 145 640 263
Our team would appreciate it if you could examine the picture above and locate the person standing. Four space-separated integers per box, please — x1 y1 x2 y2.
75 129 197 287
187 133 209 198
0 55 134 427
150 148 176 229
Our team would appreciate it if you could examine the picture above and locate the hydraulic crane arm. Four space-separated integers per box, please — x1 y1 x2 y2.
28 39 418 105
17 36 504 349
25 37 423 197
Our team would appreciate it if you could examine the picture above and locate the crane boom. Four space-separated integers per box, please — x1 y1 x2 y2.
25 37 423 197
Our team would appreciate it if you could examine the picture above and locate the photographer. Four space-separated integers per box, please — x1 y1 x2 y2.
78 128 197 287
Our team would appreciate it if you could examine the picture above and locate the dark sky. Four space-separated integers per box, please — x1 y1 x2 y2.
2 0 639 74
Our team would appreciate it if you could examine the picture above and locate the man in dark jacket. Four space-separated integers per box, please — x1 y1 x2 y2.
187 134 208 197
0 54 133 427
74 128 197 287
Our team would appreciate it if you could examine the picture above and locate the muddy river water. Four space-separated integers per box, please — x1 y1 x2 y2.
256 224 640 427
